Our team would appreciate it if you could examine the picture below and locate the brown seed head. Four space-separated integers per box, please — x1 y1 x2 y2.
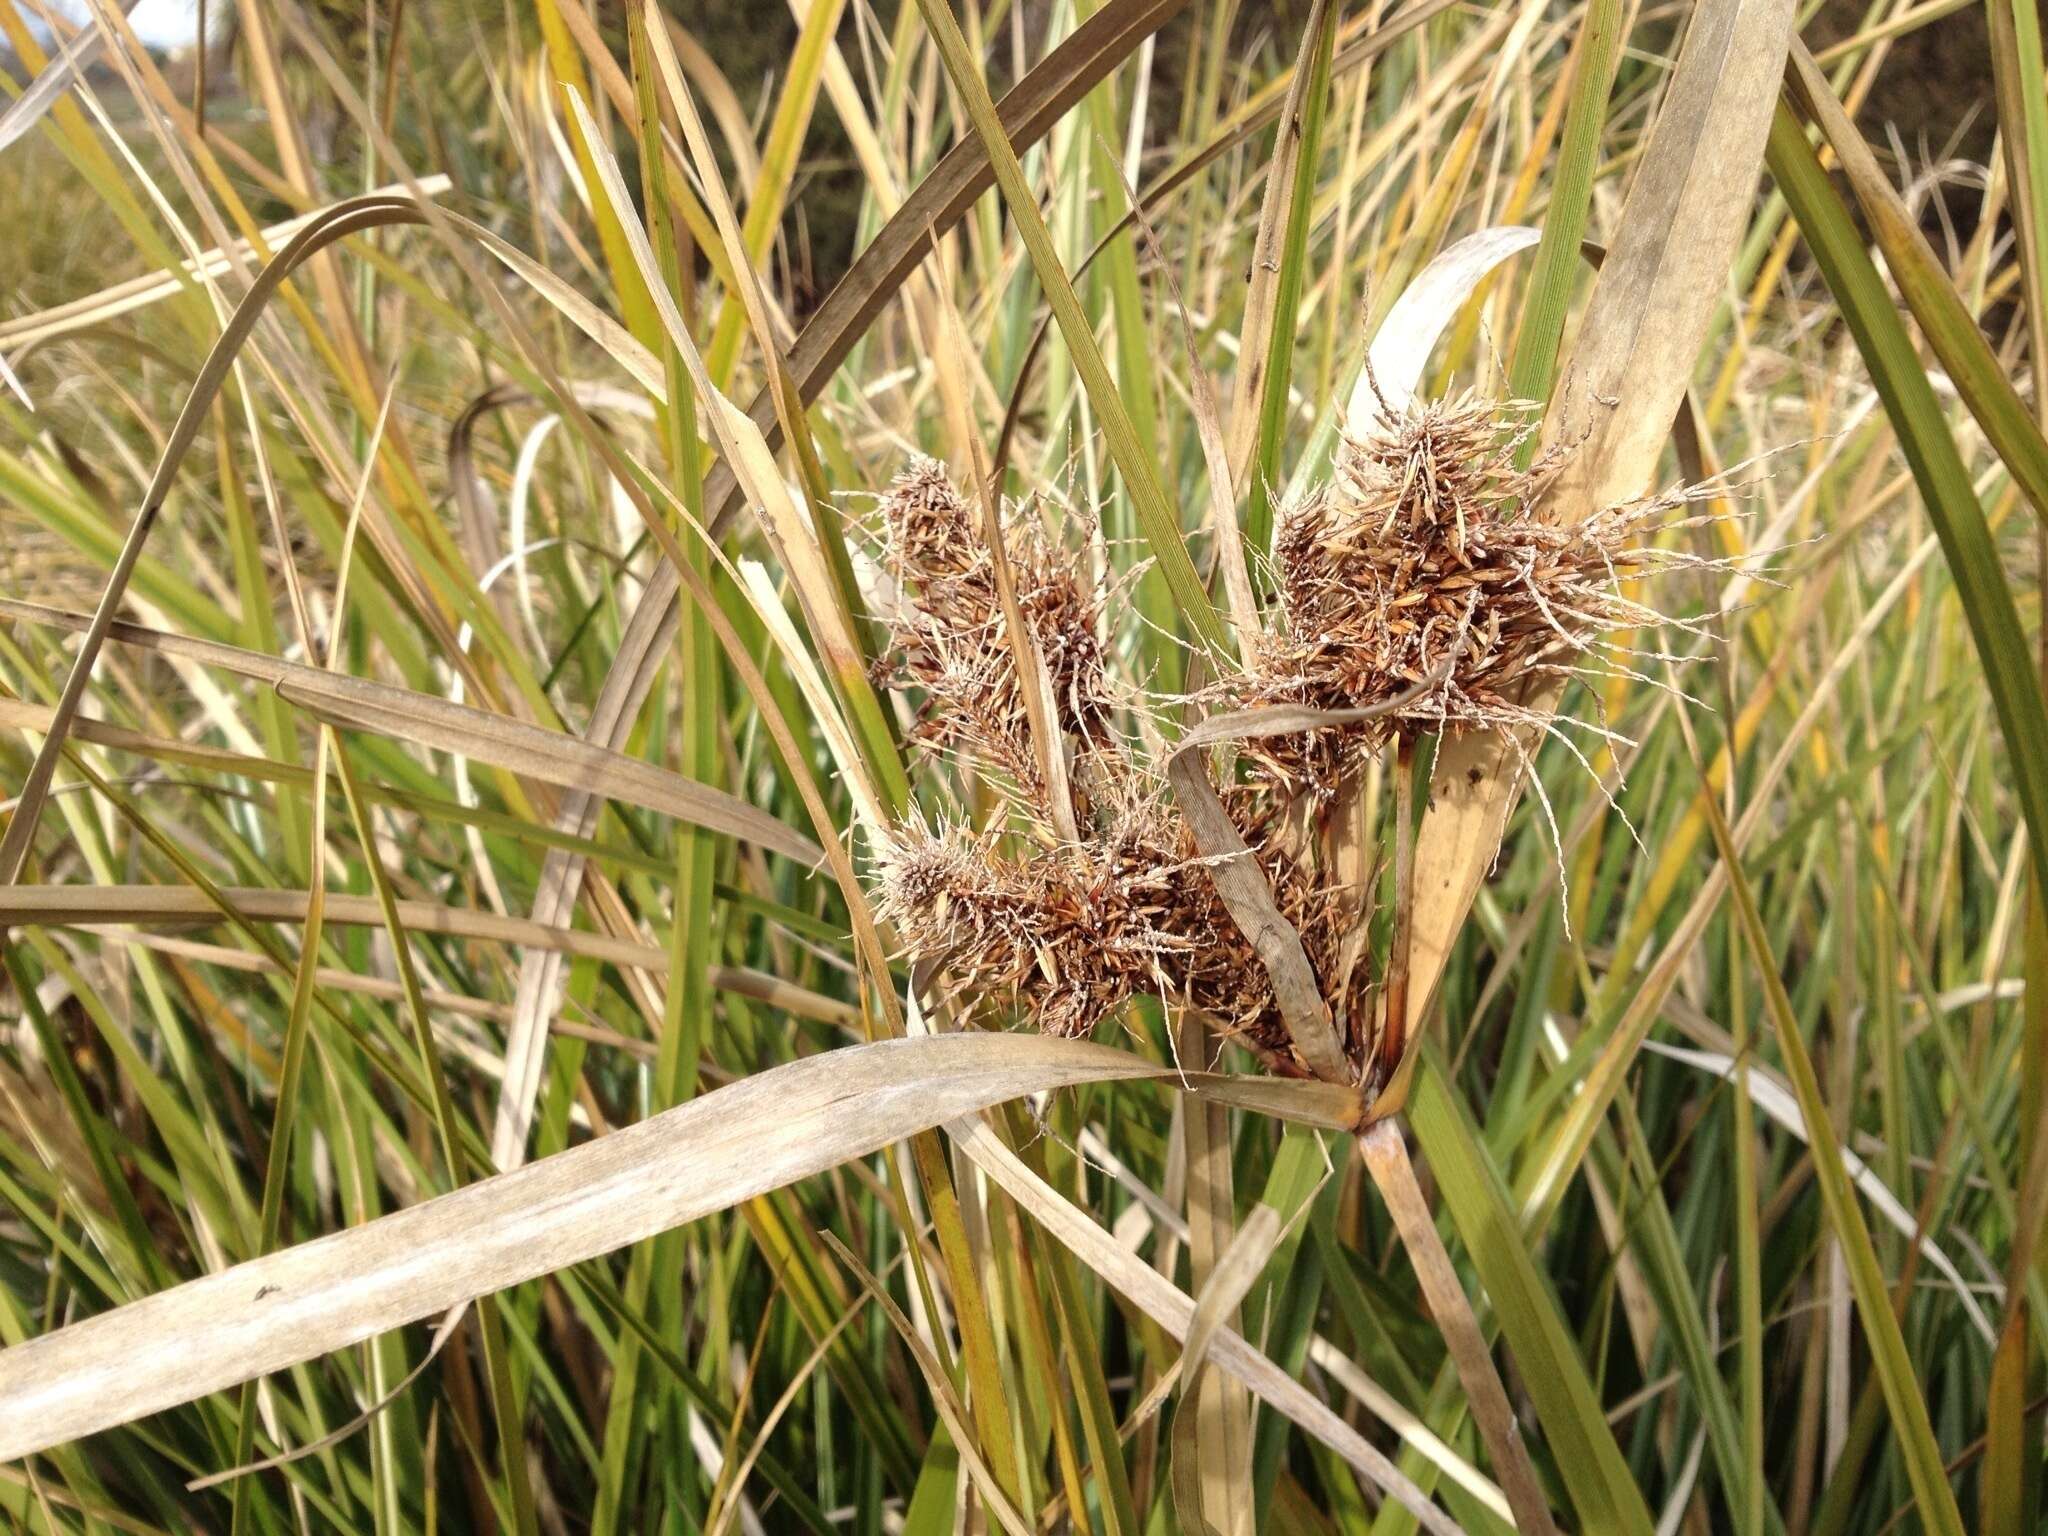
874 456 1112 806
877 776 1367 1072
1236 394 1699 795
867 413 1712 1075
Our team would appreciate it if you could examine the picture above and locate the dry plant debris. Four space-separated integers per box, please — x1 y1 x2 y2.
872 405 1713 1078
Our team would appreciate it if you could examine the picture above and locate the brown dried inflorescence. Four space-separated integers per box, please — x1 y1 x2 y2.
874 457 1112 803
871 459 1367 1073
876 789 1367 1070
1237 392 1700 796
870 400 1704 1076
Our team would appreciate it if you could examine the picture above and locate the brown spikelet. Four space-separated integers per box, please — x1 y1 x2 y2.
1235 392 1712 796
868 422 1719 1079
874 456 1112 807
870 458 1372 1075
876 773 1367 1074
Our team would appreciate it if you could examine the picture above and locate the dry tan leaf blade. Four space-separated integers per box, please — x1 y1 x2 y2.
0 601 822 869
0 1032 1355 1462
1398 0 1799 1036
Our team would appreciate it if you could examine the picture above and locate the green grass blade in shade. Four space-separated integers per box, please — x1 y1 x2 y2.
1768 104 2048 905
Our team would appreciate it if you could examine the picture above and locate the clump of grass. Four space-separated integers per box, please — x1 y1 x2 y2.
0 1 2036 1530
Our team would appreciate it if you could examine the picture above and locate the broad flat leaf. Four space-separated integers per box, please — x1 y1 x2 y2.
0 1033 1341 1460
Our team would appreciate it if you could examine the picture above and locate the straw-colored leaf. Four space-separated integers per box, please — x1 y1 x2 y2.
1400 0 1799 1033
0 2 122 154
0 1033 1335 1462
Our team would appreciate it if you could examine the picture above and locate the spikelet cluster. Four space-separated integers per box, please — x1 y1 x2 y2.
873 457 1111 802
870 458 1368 1073
877 790 1368 1070
870 399 1712 1074
1234 391 1708 796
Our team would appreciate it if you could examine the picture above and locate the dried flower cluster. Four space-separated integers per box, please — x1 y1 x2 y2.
1232 390 1702 797
876 792 1365 1069
870 397 1710 1077
871 457 1112 801
870 457 1367 1073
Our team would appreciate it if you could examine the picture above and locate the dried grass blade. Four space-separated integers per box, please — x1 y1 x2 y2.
1359 1120 1559 1536
1401 0 1799 1034
275 673 820 866
1163 742 1345 1084
0 1035 1178 1462
1165 688 1451 1088
1168 1204 1282 1536
0 1 130 154
0 1033 1364 1463
1345 225 1540 431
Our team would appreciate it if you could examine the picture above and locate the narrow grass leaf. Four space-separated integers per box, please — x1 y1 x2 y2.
1693 764 1969 1536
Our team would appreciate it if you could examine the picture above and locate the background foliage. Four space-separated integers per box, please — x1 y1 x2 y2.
0 1 2044 1533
